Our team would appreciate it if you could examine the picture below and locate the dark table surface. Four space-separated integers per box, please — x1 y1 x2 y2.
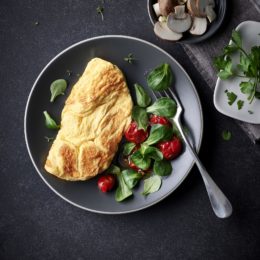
1 1 260 259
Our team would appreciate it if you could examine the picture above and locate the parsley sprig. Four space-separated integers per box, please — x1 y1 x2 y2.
214 30 260 104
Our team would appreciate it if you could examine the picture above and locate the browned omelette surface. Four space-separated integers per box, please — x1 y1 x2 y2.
44 58 133 180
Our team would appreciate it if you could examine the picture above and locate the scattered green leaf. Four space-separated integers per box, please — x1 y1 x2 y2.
248 110 254 114
146 97 177 118
115 174 133 202
140 144 163 161
124 53 135 64
132 106 149 131
225 91 237 105
222 130 232 141
43 111 60 130
142 175 162 196
123 142 136 156
122 169 142 189
237 100 244 110
50 79 67 102
134 83 151 107
107 164 121 175
153 160 172 176
130 150 151 170
147 63 173 91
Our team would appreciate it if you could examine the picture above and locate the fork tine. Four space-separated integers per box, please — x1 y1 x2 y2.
152 90 162 99
167 88 182 108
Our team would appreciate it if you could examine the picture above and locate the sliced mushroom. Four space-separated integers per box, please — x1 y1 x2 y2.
158 0 178 16
158 16 167 22
153 3 161 17
154 21 183 41
187 0 201 16
189 17 207 35
167 5 192 33
206 5 216 23
178 0 187 4
208 0 215 7
195 0 208 17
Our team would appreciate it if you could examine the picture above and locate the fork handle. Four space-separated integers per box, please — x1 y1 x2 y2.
175 120 233 218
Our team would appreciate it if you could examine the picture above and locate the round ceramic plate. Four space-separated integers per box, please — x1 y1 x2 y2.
24 35 203 214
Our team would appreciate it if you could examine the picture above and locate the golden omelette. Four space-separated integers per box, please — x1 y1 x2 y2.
44 58 133 181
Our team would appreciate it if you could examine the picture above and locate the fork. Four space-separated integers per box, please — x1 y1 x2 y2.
152 88 233 218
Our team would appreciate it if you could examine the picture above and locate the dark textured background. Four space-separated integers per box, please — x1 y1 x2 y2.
0 0 259 259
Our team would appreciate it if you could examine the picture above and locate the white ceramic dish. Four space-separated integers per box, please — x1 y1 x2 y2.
214 21 260 124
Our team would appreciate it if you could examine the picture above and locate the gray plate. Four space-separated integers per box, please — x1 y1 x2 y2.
24 35 203 214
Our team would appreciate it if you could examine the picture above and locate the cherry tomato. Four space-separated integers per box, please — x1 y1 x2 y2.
128 159 140 171
97 174 116 192
125 121 149 144
157 136 182 160
149 115 172 127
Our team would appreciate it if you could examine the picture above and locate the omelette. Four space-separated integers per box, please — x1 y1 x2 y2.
44 58 133 181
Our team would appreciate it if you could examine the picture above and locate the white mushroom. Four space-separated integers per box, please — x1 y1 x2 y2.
158 16 167 22
206 5 216 23
189 17 207 35
195 0 209 17
158 0 177 16
154 21 183 41
178 0 187 4
167 5 192 33
153 3 161 17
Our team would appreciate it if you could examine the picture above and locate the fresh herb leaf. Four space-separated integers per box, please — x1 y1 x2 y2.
144 124 173 146
237 100 244 110
50 79 67 102
96 6 104 21
123 142 136 156
107 164 121 175
132 106 149 131
44 136 54 142
124 53 135 64
153 160 172 176
130 150 151 170
240 81 255 101
248 110 254 114
115 174 133 202
146 97 177 118
142 175 162 196
222 130 232 141
147 63 173 91
225 91 237 105
134 83 151 107
231 30 242 48
140 144 163 161
122 169 142 189
43 111 60 130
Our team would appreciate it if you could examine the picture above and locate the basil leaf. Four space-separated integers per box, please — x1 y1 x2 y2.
146 97 177 118
122 169 142 189
50 79 67 102
132 106 148 130
43 111 60 130
142 175 162 196
134 83 151 108
140 144 163 161
115 174 133 202
130 150 151 170
123 142 136 156
147 63 173 91
107 164 121 175
153 160 172 176
144 124 173 146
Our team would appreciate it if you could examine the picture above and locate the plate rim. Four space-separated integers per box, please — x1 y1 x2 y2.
24 35 204 214
213 20 260 124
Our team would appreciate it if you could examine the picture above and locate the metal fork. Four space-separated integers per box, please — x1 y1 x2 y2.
152 89 233 218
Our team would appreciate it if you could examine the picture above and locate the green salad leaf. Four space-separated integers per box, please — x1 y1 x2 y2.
140 144 163 161
237 100 244 110
147 63 173 91
115 174 133 202
146 97 177 118
122 169 142 189
107 164 121 175
222 130 232 141
144 124 173 146
130 150 151 170
134 83 151 108
142 175 162 196
50 79 67 102
123 142 136 156
132 106 149 131
43 111 60 130
153 160 172 176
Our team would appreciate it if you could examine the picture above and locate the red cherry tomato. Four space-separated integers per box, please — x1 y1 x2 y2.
125 121 149 144
149 115 172 127
128 159 140 171
97 175 116 192
157 136 182 160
